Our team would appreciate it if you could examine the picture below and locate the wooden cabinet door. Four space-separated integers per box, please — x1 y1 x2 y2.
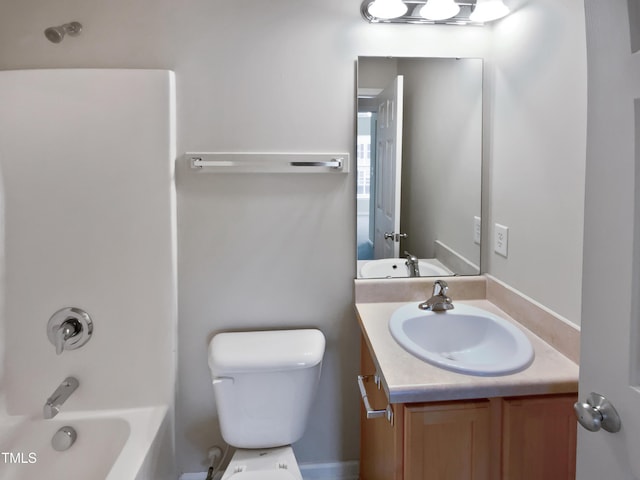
404 400 492 480
360 337 403 480
502 394 578 480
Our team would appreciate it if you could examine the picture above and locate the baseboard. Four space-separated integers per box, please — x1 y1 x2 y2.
179 461 359 480
300 460 359 479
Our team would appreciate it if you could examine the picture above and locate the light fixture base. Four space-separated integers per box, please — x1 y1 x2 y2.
361 0 507 25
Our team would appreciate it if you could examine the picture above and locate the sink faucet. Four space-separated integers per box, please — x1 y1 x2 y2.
404 251 420 277
419 280 454 312
43 377 79 419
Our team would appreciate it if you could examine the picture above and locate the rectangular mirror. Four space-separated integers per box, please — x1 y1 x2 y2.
356 56 483 279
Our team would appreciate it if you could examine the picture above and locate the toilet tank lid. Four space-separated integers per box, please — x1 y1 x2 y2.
208 329 326 374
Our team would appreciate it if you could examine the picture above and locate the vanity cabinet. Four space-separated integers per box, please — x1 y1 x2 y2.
404 399 493 479
501 394 577 479
359 337 403 480
359 337 577 480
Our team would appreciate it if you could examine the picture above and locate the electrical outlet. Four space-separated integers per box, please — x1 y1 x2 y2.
473 216 481 245
494 223 509 257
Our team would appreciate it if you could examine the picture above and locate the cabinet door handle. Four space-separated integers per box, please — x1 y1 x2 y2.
357 375 394 424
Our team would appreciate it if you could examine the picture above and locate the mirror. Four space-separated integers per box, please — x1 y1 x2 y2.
356 56 482 279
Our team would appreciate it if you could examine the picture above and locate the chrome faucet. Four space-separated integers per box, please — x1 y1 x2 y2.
419 280 454 312
404 251 420 277
43 377 79 419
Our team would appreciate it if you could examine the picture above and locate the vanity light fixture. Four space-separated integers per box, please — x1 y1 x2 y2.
366 0 408 19
469 0 510 22
419 0 461 21
361 0 511 25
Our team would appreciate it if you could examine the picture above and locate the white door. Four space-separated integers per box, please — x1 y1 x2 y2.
577 1 640 478
373 76 403 259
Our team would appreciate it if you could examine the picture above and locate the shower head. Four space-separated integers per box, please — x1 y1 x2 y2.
44 21 82 44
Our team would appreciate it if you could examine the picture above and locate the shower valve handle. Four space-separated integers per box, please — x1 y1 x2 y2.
47 307 93 355
55 320 80 355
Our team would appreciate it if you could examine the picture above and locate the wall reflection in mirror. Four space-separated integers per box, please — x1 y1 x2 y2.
356 56 482 279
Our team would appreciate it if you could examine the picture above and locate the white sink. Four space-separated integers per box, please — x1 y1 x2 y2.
389 303 534 376
360 258 451 278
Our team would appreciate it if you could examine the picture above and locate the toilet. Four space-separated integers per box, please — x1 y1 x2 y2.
207 329 326 479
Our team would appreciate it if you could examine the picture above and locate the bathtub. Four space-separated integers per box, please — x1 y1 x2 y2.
0 404 173 480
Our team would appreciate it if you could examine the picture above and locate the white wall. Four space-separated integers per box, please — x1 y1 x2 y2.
485 0 587 324
172 6 489 472
399 57 482 267
358 56 399 89
0 0 588 475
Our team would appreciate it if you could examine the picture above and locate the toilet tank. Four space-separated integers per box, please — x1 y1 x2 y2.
208 329 325 449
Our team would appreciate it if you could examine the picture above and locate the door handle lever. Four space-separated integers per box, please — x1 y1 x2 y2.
383 232 407 242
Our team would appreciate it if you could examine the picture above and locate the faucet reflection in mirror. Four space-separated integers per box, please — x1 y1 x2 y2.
356 57 482 279
361 0 510 24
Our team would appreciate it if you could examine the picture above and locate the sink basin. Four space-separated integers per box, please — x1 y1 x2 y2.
360 258 451 278
389 303 534 376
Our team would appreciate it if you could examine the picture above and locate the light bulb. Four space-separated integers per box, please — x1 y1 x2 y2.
419 0 460 21
367 0 408 20
469 0 510 22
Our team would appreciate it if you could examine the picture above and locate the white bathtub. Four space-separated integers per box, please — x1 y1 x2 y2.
0 405 172 480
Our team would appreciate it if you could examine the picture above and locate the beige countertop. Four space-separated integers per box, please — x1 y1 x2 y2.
356 298 579 404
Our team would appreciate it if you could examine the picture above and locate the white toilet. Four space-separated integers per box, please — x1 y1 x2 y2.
207 329 326 479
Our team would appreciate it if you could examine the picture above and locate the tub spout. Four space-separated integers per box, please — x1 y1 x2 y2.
44 377 79 419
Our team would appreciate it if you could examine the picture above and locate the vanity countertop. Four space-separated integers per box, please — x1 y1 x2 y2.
356 299 579 404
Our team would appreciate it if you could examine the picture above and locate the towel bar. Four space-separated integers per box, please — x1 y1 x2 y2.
185 152 350 173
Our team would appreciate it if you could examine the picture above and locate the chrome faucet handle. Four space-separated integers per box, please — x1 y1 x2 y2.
404 251 418 262
419 280 454 311
47 307 93 355
55 320 80 355
433 279 449 296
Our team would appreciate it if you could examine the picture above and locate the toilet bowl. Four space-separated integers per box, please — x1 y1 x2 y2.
208 329 325 480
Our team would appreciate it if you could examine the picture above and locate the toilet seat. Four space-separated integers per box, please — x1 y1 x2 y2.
227 471 298 479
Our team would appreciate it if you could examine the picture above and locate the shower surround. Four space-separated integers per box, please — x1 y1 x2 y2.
0 69 177 479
